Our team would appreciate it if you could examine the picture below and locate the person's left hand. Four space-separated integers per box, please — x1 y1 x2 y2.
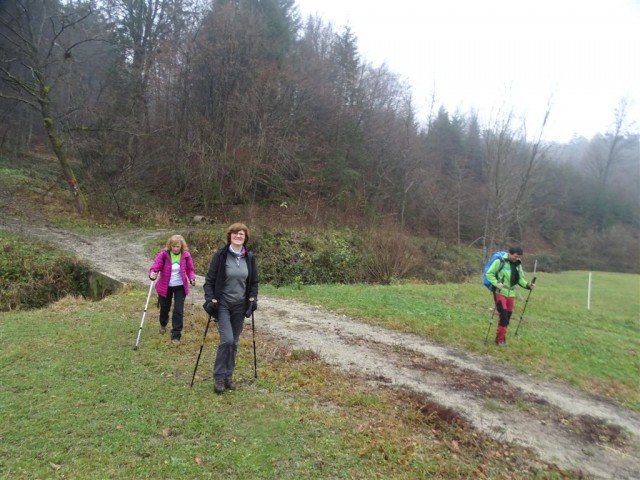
245 299 257 318
190 278 196 286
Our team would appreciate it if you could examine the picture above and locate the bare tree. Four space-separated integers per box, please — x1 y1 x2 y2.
481 108 522 254
0 0 96 213
586 97 635 189
102 0 190 130
478 101 551 256
510 105 551 241
583 97 638 231
181 0 302 209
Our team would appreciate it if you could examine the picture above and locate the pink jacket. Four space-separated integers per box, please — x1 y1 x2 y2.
149 250 196 297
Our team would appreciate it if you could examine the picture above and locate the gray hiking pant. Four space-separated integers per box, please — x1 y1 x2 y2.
213 301 245 380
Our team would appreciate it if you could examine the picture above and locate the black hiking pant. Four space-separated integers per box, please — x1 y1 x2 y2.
159 285 186 340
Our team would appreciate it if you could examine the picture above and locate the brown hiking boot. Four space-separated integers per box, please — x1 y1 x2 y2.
224 377 236 390
214 379 226 394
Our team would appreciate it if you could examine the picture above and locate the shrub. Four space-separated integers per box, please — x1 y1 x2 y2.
361 228 419 284
415 239 479 283
188 225 486 287
189 227 363 287
252 229 362 286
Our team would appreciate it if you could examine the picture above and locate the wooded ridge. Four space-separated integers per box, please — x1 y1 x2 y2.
1 0 638 273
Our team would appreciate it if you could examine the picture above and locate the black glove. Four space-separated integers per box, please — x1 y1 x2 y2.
203 301 218 318
245 300 257 318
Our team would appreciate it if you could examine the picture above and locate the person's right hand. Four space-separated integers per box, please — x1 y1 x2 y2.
203 300 218 318
149 271 158 280
497 282 503 290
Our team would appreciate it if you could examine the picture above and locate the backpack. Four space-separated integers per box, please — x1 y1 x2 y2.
483 251 507 291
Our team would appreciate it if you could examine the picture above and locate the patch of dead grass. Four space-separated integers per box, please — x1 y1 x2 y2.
257 332 582 479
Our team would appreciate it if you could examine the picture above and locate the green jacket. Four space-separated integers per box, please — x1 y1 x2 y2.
486 254 530 298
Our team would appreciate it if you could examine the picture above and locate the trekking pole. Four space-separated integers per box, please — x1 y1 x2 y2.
484 306 497 344
484 292 497 345
189 290 196 330
190 315 213 388
133 280 155 351
251 312 258 379
515 276 537 336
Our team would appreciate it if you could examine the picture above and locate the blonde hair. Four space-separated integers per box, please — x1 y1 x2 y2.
165 234 189 252
226 223 250 245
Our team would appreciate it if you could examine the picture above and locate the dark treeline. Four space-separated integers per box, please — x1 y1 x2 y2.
1 0 638 273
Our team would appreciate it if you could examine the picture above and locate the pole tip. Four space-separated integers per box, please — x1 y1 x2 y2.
133 345 138 350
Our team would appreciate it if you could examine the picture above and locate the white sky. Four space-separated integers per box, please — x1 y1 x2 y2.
295 0 640 143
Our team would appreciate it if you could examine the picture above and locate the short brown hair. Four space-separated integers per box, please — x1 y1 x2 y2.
226 223 249 245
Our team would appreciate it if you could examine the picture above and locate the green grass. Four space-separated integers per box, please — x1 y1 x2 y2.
1 290 574 479
264 271 640 411
0 166 34 188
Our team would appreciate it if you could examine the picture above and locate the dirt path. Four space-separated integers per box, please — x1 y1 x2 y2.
3 219 639 480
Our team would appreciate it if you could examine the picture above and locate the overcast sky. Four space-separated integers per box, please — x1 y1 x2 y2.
295 0 640 143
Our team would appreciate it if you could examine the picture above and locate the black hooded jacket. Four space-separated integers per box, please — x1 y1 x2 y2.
203 244 259 307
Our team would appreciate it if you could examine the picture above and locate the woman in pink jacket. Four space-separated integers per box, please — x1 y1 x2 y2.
149 234 196 345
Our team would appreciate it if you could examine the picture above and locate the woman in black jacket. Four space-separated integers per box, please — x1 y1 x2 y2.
203 223 258 394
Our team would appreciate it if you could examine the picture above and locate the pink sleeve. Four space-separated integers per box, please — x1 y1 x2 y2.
149 251 165 274
187 253 196 280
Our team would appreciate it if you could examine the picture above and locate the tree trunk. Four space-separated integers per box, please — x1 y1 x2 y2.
40 96 89 214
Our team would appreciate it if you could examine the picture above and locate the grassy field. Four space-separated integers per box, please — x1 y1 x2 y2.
0 221 637 478
264 271 640 411
1 288 580 479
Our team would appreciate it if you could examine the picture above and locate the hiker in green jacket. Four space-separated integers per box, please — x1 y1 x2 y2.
485 246 535 345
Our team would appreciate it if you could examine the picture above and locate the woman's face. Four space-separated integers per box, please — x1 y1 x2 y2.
230 230 245 248
171 242 182 254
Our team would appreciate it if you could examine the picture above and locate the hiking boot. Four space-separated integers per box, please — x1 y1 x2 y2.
214 379 226 394
224 377 236 390
171 338 180 346
159 325 167 334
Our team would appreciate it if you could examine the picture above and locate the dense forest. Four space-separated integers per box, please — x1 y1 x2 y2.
1 0 638 273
